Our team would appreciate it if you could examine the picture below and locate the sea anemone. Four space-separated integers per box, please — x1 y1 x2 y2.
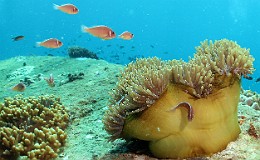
103 39 255 158
103 57 170 141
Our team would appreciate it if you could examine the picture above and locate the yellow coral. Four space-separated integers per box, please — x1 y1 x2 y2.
103 39 255 158
0 94 69 159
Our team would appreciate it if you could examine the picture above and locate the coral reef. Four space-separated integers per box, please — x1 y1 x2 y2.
68 73 84 82
68 46 99 59
21 76 35 86
16 74 44 87
0 94 69 159
103 39 255 158
59 72 84 86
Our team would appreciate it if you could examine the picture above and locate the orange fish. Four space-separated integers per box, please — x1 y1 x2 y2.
11 82 26 92
44 74 55 87
81 25 116 40
53 3 79 14
36 38 63 48
118 31 134 40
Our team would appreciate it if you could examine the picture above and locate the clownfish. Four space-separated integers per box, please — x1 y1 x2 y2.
53 3 79 14
118 31 134 40
81 25 116 40
36 38 63 48
11 82 26 92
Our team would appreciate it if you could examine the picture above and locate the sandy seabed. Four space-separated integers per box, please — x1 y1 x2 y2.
0 56 259 160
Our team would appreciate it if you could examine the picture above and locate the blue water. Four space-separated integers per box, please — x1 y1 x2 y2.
0 0 259 92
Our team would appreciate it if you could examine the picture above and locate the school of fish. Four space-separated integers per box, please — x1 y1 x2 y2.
10 3 134 92
13 3 134 49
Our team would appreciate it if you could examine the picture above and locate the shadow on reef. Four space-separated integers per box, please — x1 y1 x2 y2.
97 140 209 160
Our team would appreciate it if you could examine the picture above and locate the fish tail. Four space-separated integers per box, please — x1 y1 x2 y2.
81 25 88 33
36 42 41 47
12 37 17 41
53 3 60 10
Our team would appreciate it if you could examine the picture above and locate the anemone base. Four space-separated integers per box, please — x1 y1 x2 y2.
123 80 241 158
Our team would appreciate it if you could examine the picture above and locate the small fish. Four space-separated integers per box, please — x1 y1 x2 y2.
53 3 79 14
36 38 63 48
12 35 24 41
168 102 194 121
244 76 253 80
11 82 26 92
256 77 260 82
44 74 55 87
81 25 116 40
118 31 134 40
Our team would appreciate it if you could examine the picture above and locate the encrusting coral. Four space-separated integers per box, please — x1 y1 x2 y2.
0 94 69 160
103 39 255 158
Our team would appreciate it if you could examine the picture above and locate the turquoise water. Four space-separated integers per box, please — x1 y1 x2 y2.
0 0 259 92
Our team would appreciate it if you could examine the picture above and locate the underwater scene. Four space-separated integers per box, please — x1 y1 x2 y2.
0 0 259 160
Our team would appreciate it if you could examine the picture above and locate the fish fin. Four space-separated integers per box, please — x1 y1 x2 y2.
168 102 194 121
81 25 88 33
36 42 41 47
12 37 17 41
53 3 60 10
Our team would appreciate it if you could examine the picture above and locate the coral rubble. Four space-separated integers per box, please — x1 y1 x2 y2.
103 39 255 158
240 89 260 110
0 94 69 159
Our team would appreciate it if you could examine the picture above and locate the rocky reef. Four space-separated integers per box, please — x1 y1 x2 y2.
68 46 99 59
